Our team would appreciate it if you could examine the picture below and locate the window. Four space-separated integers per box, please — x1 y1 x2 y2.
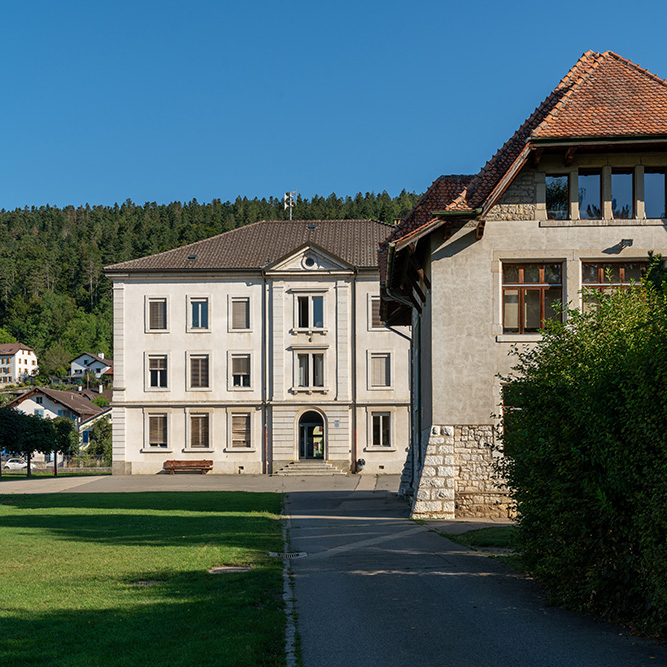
148 355 168 388
370 353 391 388
231 413 251 448
189 354 210 389
231 354 251 388
369 296 383 329
230 297 250 331
297 295 324 329
645 169 666 218
148 414 168 448
190 298 209 330
502 263 563 334
371 412 391 447
35 396 43 405
545 174 569 220
147 298 167 331
34 409 44 418
582 262 647 293
190 413 210 449
611 169 634 219
578 169 601 219
297 352 324 388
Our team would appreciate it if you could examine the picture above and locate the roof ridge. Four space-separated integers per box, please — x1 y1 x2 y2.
605 50 667 90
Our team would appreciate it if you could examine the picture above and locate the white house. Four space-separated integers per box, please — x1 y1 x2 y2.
105 219 411 475
0 343 38 384
6 386 105 423
70 353 113 380
382 50 667 519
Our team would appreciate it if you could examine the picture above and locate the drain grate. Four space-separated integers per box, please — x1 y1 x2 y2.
208 565 254 574
269 552 308 559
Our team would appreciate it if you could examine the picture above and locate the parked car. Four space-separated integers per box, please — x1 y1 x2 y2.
3 458 30 471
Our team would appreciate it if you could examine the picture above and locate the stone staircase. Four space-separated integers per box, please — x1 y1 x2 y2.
273 460 347 476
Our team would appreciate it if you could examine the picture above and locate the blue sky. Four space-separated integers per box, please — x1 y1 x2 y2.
2 0 667 210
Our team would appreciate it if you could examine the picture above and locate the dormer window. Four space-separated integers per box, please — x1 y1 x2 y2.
578 169 602 220
545 174 569 220
645 169 666 218
611 169 633 219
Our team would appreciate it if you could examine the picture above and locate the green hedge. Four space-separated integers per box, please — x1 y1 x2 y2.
501 270 667 636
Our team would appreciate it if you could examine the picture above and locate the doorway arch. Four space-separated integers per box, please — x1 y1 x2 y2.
299 411 325 459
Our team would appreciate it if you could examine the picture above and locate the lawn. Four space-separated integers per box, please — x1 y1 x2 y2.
0 492 285 667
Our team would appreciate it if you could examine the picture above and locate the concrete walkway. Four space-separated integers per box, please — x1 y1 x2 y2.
286 487 667 667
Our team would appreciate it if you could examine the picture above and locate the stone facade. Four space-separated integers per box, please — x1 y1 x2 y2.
411 424 511 519
484 170 537 221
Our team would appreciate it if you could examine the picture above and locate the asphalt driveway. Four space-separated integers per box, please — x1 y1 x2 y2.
286 488 667 667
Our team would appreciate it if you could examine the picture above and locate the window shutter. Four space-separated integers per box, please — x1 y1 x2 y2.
371 354 390 387
232 355 250 375
371 297 382 328
190 356 209 388
149 415 167 447
232 414 250 447
232 299 249 329
149 300 166 329
191 414 209 448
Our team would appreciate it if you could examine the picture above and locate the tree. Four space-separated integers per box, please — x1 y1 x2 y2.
0 408 56 477
87 417 112 465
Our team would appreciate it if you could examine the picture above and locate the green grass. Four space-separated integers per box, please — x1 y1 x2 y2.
0 492 285 666
441 526 517 550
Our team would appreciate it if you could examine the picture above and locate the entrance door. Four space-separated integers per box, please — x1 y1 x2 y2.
299 411 324 459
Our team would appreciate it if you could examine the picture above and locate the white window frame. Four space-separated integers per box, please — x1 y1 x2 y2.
291 288 328 334
225 410 255 451
367 294 384 331
228 351 253 391
186 351 212 391
142 409 172 452
367 351 392 390
291 347 328 394
184 408 214 452
187 295 211 333
365 410 395 451
228 295 252 332
145 296 169 333
145 352 170 392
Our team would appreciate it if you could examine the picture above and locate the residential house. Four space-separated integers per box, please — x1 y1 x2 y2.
80 407 112 449
381 51 667 518
70 353 113 380
0 343 38 384
6 386 105 423
104 219 411 475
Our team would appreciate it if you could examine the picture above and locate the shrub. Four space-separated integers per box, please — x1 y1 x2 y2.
500 275 667 636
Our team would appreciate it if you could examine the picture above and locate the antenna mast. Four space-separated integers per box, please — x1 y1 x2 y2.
283 190 296 220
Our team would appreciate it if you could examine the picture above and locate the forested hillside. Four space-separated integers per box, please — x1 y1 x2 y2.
0 190 419 377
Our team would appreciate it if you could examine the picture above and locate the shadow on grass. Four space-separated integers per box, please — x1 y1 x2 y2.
1 567 285 667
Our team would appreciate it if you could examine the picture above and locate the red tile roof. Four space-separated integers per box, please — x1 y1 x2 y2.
105 219 394 272
6 387 104 419
0 343 35 356
387 50 667 248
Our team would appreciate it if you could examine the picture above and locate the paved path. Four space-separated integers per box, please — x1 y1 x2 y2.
286 488 667 667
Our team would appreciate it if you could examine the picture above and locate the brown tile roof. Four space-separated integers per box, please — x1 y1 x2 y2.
6 386 104 419
0 343 34 356
71 353 113 367
105 219 394 273
387 50 667 248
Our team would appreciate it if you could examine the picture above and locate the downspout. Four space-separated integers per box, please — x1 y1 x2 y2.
351 268 358 472
262 269 269 475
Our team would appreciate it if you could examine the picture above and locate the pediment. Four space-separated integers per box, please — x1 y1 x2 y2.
265 243 353 274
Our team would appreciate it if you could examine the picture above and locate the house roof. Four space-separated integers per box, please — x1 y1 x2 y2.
0 343 35 356
71 353 113 367
5 386 104 419
105 219 394 273
386 50 667 249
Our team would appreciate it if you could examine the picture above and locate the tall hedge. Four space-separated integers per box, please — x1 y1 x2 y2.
500 271 667 636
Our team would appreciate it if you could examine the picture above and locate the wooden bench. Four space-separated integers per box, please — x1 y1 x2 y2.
164 460 213 474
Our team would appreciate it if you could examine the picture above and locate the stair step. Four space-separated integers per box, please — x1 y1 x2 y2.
273 460 347 476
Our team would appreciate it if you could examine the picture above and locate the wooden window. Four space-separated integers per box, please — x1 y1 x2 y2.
189 355 210 389
191 298 209 329
148 414 168 448
502 263 562 334
545 174 569 220
297 295 324 329
582 261 647 309
231 354 251 387
231 298 250 330
645 169 666 218
611 169 634 219
578 169 601 219
372 412 391 447
231 413 251 448
190 413 209 449
148 355 167 388
370 353 391 388
297 353 324 388
148 299 167 330
370 296 383 329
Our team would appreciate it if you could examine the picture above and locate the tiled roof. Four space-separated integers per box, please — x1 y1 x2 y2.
0 343 34 356
105 219 394 272
6 386 104 418
71 353 113 367
386 51 667 249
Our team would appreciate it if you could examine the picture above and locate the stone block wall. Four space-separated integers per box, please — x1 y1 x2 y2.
485 169 536 221
411 424 512 519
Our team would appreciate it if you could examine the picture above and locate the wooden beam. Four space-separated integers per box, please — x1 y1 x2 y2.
476 220 486 240
564 147 577 166
532 147 543 167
